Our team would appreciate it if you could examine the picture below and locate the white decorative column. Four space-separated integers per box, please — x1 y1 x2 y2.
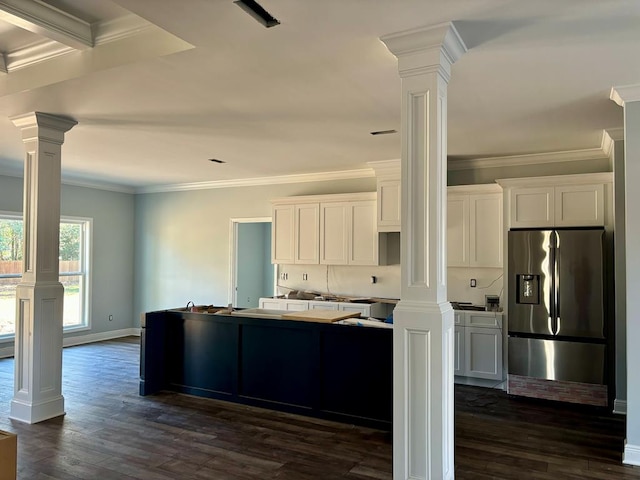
611 85 640 465
381 23 466 479
10 112 77 424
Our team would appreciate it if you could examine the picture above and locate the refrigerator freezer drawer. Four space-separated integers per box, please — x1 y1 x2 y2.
508 337 605 385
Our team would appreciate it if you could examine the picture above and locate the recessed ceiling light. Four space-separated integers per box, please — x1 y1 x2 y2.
234 0 280 28
370 129 398 136
209 158 226 164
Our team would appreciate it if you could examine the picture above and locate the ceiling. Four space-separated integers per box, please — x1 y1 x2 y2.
0 0 638 192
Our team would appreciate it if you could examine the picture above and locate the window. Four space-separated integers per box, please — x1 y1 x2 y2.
0 213 91 339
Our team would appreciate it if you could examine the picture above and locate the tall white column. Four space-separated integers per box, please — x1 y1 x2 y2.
10 112 77 424
381 23 466 479
611 85 640 465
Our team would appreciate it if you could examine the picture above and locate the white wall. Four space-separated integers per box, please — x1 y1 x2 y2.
0 174 136 339
447 267 503 307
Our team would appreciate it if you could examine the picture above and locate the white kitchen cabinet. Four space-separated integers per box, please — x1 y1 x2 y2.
271 204 295 264
554 184 604 227
283 299 310 311
274 192 383 266
319 202 349 265
465 326 503 380
509 187 554 228
320 200 381 266
258 298 387 318
368 159 401 232
308 301 339 311
454 325 465 376
504 176 609 229
447 195 469 267
447 185 502 268
271 202 319 265
454 310 503 382
294 204 320 264
259 298 283 309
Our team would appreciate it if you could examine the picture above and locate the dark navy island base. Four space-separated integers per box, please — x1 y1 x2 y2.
140 308 393 430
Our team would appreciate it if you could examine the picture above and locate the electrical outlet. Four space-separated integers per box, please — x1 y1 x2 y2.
108 314 113 321
370 275 377 284
303 273 308 281
470 279 477 288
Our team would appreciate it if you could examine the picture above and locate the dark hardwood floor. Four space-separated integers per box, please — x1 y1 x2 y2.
0 337 637 479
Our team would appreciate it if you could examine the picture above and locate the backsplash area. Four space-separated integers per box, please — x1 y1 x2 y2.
276 264 400 300
447 267 504 308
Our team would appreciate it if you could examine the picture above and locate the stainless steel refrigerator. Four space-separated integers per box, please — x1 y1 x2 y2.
508 228 608 392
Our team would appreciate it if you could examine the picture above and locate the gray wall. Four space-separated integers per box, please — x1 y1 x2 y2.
236 222 272 308
448 158 611 186
0 174 136 338
133 177 377 317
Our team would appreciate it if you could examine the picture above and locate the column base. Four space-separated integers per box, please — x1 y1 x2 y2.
393 300 455 480
10 395 65 424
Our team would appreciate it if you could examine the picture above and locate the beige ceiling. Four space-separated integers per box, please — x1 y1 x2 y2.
0 0 637 191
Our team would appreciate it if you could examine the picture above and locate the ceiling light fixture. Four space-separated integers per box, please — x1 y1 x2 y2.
234 0 280 28
209 158 226 164
370 129 398 136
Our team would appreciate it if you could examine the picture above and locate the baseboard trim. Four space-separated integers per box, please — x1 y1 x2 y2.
623 442 640 466
0 328 140 358
63 328 141 348
614 399 628 415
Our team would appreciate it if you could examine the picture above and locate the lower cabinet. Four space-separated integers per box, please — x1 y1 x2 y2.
454 311 504 382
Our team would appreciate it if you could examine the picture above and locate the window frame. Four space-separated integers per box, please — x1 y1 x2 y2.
0 211 92 341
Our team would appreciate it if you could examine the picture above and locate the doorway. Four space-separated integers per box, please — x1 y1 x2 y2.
230 218 275 308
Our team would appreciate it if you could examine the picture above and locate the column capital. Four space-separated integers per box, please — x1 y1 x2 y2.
10 111 77 145
610 84 640 107
380 22 467 79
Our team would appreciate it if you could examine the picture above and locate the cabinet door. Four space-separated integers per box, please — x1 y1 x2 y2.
295 204 320 264
447 195 469 266
378 179 401 232
272 204 295 264
465 327 503 380
454 326 465 376
308 301 339 311
320 203 349 265
469 193 503 268
349 200 379 266
283 300 309 311
510 187 554 228
259 298 283 309
338 303 369 316
555 184 604 227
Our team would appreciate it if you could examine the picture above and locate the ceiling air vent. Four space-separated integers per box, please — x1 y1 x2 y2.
234 0 280 28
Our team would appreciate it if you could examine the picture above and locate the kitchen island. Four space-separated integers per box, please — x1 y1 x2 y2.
140 307 392 429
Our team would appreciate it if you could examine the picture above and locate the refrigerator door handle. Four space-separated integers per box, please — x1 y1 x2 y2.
551 230 559 335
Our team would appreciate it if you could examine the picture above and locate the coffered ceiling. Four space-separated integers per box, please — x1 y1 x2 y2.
0 0 638 191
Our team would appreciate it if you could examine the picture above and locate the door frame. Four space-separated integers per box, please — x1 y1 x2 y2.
228 217 276 306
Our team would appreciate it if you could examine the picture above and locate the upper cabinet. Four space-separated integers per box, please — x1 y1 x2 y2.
498 173 612 229
273 193 384 266
448 184 503 268
271 202 319 264
369 160 401 232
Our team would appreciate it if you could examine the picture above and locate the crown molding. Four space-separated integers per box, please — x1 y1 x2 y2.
1 14 153 73
0 0 92 50
611 84 640 107
447 183 502 195
93 14 154 45
496 172 613 188
0 164 135 194
367 159 400 178
448 145 608 171
136 168 375 194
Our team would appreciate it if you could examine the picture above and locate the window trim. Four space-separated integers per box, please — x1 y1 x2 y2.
0 212 92 341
